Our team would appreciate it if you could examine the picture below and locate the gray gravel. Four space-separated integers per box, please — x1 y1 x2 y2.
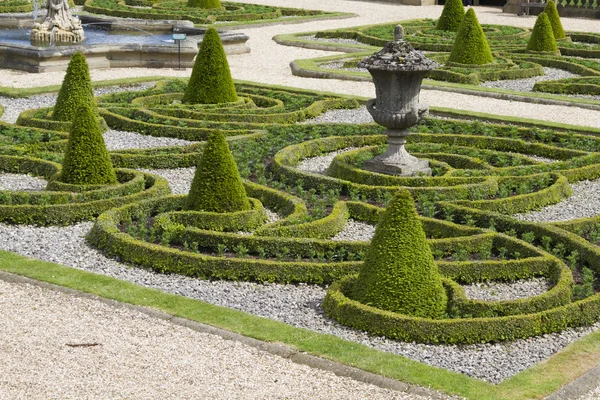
0 83 155 124
331 219 375 241
138 167 195 195
480 67 579 92
301 106 373 124
462 277 550 301
0 219 597 384
103 130 196 151
577 386 600 400
320 61 367 73
526 155 557 163
298 35 363 46
0 173 48 191
296 147 358 175
514 179 600 222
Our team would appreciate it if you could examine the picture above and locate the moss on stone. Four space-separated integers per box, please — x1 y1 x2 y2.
544 0 566 40
186 0 221 8
53 52 96 122
436 0 465 32
182 28 238 105
59 103 117 185
527 12 558 52
350 190 448 319
447 8 494 65
185 131 251 213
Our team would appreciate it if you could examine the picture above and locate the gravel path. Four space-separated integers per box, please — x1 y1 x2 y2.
138 167 195 194
331 219 375 241
480 67 580 92
462 278 550 301
0 220 597 384
296 147 358 174
0 279 425 400
103 130 196 151
578 386 600 400
0 173 47 191
514 180 600 222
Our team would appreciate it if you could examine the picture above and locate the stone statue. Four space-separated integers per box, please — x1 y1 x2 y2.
30 0 84 44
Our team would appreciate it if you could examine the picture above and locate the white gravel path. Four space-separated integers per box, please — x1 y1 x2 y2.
462 277 550 301
103 130 196 150
0 173 47 191
296 147 358 174
578 386 600 400
0 279 428 400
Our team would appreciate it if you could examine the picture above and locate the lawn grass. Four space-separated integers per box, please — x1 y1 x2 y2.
2 248 600 399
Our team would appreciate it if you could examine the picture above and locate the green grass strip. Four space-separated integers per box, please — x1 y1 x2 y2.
2 248 600 399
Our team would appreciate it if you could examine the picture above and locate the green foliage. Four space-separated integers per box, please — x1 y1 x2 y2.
53 52 96 122
182 28 238 105
527 12 558 53
351 190 447 319
59 103 117 185
186 0 221 8
544 0 566 40
448 8 494 65
435 0 465 32
186 131 251 213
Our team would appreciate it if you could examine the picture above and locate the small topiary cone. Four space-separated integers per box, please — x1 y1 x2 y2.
447 8 494 65
351 190 447 319
185 131 251 213
53 52 97 122
544 0 566 40
527 12 558 52
436 0 465 32
182 28 238 105
60 103 117 185
186 0 221 8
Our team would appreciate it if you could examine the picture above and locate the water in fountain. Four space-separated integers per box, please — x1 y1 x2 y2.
32 0 39 22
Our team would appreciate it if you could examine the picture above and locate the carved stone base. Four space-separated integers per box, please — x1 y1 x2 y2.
363 130 431 176
30 27 85 45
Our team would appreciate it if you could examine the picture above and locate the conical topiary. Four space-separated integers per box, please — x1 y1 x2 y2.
447 8 494 65
436 0 465 32
53 52 96 122
185 131 250 213
182 28 238 105
60 103 117 185
527 12 558 52
351 190 447 319
186 0 221 8
544 0 566 40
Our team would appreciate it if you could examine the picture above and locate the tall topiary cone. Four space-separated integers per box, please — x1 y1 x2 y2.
186 0 221 8
436 0 465 32
182 28 238 105
544 0 566 40
527 12 558 52
60 103 117 185
351 190 447 319
447 8 494 65
53 52 96 122
185 131 251 213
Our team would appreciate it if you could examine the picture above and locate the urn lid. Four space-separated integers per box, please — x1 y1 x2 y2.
357 40 439 72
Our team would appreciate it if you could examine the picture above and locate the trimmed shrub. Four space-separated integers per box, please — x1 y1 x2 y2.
53 52 96 122
436 0 465 32
544 0 566 40
186 0 221 8
182 28 238 105
59 103 117 185
447 8 494 65
527 12 558 53
350 190 448 319
185 130 251 213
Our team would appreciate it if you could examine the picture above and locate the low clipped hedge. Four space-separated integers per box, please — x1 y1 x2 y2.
533 76 600 95
17 107 109 133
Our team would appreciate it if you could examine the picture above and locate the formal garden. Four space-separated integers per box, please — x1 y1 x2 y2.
2 0 600 398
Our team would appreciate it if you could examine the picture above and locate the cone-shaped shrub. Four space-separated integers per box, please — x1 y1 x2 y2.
447 8 494 65
186 0 221 8
436 0 465 32
182 28 238 105
185 131 250 213
53 52 96 122
544 0 566 40
60 103 117 185
527 12 558 52
351 190 447 319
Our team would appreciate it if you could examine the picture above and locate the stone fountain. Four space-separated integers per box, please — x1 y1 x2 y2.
30 0 84 45
358 26 439 176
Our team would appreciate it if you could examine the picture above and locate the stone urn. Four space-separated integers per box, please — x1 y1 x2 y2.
358 29 439 176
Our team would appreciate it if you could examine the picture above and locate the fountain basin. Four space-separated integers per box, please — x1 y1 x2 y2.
0 17 249 72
